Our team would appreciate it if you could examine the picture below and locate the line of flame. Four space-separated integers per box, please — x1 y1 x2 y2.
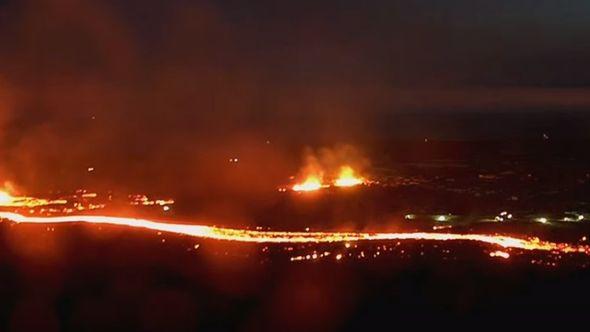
1 212 589 254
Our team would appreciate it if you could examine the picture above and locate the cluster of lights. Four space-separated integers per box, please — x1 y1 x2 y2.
495 211 513 222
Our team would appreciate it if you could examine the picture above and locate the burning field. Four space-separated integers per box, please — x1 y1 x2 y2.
2 145 590 266
3 146 590 329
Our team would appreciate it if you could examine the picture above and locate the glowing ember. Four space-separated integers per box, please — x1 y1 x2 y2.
129 194 175 206
490 250 510 259
0 188 175 214
1 212 590 255
0 190 67 208
292 175 324 192
334 166 364 187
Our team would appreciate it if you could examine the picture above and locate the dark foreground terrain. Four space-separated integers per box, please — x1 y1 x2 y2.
1 222 590 331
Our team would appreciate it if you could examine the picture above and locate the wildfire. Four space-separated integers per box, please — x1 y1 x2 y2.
334 166 364 187
1 212 590 255
292 175 324 192
291 166 365 192
290 146 367 192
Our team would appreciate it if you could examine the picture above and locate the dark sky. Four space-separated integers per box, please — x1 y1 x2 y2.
116 0 590 87
1 0 590 191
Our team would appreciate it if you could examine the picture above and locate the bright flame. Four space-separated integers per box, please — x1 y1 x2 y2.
292 175 323 192
334 166 364 187
0 190 14 205
1 212 589 255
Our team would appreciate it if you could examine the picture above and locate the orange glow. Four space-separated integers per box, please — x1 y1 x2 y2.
292 175 324 192
1 212 590 255
334 166 364 187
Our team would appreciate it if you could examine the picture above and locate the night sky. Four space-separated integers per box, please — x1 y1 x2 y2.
1 0 590 190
